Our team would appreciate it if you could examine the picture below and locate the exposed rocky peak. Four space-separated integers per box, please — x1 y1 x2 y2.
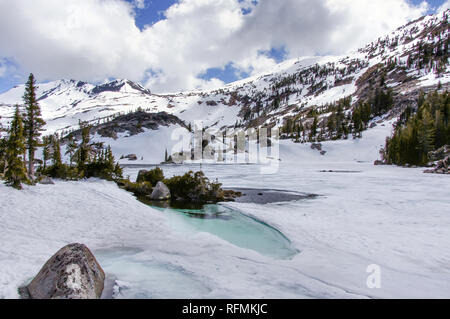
37 79 93 101
90 79 151 96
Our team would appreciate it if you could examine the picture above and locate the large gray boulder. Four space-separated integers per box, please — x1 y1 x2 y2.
20 243 105 299
150 181 171 201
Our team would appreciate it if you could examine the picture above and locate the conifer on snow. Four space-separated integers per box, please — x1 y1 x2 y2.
23 73 46 177
5 106 28 189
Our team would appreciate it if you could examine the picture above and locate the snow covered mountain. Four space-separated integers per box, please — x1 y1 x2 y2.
0 10 448 163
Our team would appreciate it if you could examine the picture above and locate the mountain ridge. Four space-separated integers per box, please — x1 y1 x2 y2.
0 10 448 161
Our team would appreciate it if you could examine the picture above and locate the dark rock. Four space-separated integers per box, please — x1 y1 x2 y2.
150 182 171 201
90 79 151 96
62 111 188 141
311 143 322 151
424 156 449 174
374 160 386 166
125 154 138 161
428 145 450 162
20 243 105 299
369 122 377 129
206 100 218 106
320 151 327 156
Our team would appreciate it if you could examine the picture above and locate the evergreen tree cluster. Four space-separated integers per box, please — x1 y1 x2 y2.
351 102 371 138
3 106 28 189
0 73 45 189
0 74 122 189
39 122 122 181
280 85 394 143
383 90 450 166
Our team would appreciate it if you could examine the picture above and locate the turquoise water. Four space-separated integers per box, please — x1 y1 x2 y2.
95 204 299 299
95 248 211 299
150 203 299 260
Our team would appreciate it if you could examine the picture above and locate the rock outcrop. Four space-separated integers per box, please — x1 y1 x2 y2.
424 156 449 175
311 143 326 156
20 243 105 299
150 181 171 201
428 145 450 162
311 143 323 151
124 154 138 161
62 111 188 141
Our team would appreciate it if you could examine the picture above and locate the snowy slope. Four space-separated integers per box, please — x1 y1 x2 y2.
0 10 448 161
0 10 449 300
1 152 449 299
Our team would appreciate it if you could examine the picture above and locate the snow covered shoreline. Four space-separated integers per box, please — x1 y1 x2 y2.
1 163 449 299
1 121 450 299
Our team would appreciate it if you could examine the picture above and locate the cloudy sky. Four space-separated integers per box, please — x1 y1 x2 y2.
0 0 448 93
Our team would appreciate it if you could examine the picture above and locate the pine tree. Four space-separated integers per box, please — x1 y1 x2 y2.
65 135 78 167
77 122 92 169
23 73 46 177
42 135 52 170
51 134 62 166
309 116 318 142
0 136 6 177
0 117 6 176
5 106 28 189
105 146 115 170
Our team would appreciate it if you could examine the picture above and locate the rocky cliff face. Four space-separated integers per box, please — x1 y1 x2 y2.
64 111 188 140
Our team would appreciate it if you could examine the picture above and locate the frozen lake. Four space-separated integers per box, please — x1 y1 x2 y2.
104 159 450 299
1 134 449 299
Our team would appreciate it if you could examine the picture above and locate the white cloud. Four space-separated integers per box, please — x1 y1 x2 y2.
0 0 148 83
438 0 450 13
232 53 278 77
133 0 146 10
235 0 428 59
0 0 428 93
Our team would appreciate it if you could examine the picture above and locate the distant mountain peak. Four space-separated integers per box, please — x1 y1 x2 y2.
0 9 448 139
90 79 151 96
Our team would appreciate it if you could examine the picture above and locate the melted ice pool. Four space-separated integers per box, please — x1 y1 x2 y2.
95 248 211 299
150 204 299 260
95 203 300 299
